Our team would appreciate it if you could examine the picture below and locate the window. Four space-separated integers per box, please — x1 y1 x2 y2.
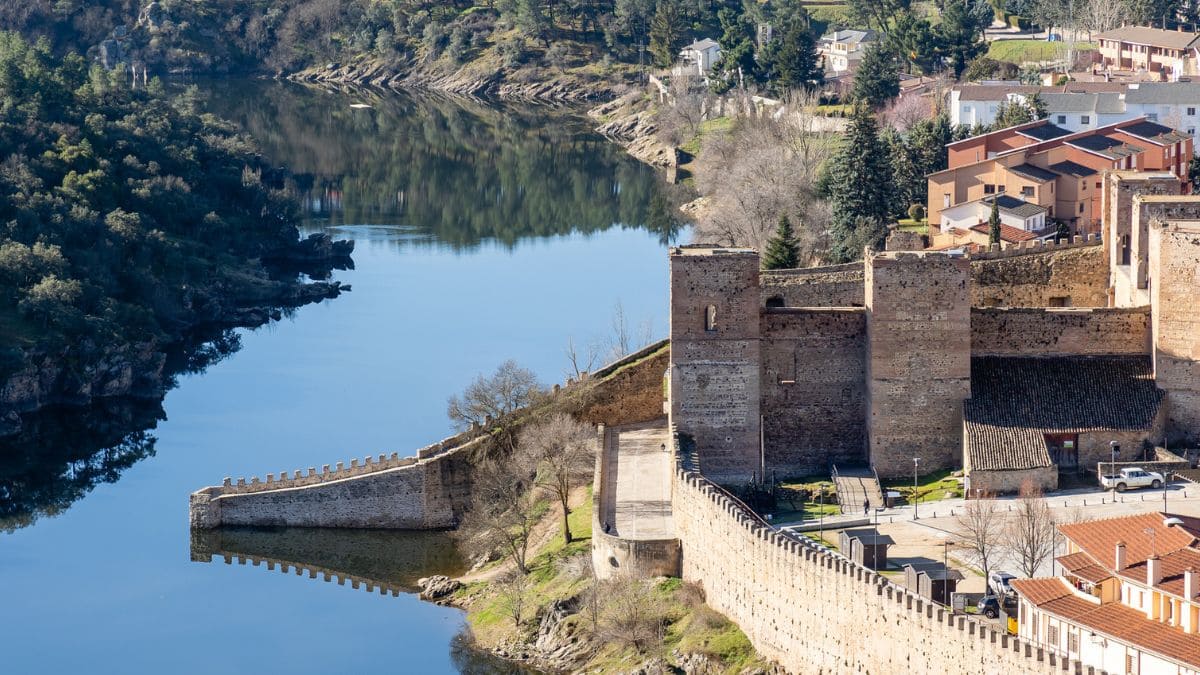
943 194 951 208
1081 115 1091 125
1082 181 1087 191
1021 186 1034 197
1057 115 1067 124
1047 625 1058 647
1127 653 1137 675
1068 631 1079 653
984 184 996 194
1189 107 1196 116
1148 113 1158 121
704 305 717 332
765 296 784 309
1190 128 1196 136
1079 202 1085 213
1097 181 1103 189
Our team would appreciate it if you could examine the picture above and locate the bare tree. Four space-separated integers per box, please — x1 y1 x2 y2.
690 89 836 258
882 94 933 133
522 413 596 545
1005 480 1058 578
495 569 530 628
655 73 708 146
955 494 1005 586
565 335 600 380
1081 0 1129 35
447 359 544 431
599 576 666 653
459 452 539 574
607 301 654 360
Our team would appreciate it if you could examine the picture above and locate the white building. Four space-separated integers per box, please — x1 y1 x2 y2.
1011 512 1200 675
817 29 876 74
949 81 1200 153
938 194 1049 233
677 38 721 77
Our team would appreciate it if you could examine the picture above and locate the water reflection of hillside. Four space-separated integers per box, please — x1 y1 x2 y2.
199 81 684 249
190 526 466 594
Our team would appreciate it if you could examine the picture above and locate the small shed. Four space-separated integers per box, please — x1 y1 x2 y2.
838 528 895 570
919 567 964 605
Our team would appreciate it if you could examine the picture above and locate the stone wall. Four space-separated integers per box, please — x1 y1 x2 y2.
760 308 866 477
672 461 1085 675
867 253 971 479
670 248 762 483
1130 195 1200 293
191 341 673 530
965 466 1057 496
970 307 1151 357
969 242 1107 308
1150 222 1200 444
760 263 864 308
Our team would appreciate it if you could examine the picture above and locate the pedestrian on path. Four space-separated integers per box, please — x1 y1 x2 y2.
863 498 869 515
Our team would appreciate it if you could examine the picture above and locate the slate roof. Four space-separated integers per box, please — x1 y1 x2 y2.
1094 25 1200 50
1119 120 1192 145
985 194 1046 218
820 29 876 46
1048 159 1098 177
1009 163 1059 182
955 84 1041 101
841 528 896 546
1125 82 1200 104
1068 133 1144 159
1017 122 1073 141
964 356 1164 472
684 38 720 52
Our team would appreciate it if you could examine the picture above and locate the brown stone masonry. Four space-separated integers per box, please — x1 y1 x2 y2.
971 306 1151 356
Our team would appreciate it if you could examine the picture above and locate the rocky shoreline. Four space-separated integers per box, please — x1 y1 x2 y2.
0 234 354 437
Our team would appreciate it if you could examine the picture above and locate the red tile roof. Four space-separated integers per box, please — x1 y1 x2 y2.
968 223 1040 243
1057 551 1113 584
1118 547 1200 600
1011 577 1074 605
1058 512 1198 571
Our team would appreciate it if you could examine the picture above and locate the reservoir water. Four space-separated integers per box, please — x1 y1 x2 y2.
0 81 680 674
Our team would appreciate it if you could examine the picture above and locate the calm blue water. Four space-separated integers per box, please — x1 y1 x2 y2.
0 82 678 674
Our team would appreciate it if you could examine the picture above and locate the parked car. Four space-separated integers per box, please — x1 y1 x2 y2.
988 571 1017 597
1099 467 1164 492
977 594 1017 619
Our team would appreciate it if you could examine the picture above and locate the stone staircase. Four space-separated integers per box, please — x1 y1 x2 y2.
832 464 886 515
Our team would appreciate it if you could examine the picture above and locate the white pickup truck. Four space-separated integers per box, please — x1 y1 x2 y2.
1099 467 1164 492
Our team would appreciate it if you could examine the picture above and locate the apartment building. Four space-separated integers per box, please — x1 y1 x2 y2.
1095 25 1200 80
927 117 1191 236
1012 512 1200 675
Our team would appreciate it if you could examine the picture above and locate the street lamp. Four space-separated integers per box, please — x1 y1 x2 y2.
913 457 921 521
873 507 885 570
1109 441 1120 501
1164 470 1171 513
939 532 956 606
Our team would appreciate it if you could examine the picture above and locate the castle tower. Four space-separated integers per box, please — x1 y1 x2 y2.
1149 220 1200 444
1103 171 1186 307
668 247 761 483
865 251 970 479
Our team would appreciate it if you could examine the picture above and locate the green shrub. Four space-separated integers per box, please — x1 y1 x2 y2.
907 204 926 221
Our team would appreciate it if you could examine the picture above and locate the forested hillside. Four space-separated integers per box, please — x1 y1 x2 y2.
0 33 344 430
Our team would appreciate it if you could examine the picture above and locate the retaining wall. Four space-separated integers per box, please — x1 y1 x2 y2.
672 458 1099 675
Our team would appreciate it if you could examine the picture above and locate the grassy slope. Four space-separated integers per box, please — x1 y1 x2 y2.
458 487 770 673
987 39 1099 64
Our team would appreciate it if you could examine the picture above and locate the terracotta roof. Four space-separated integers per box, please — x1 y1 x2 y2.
1011 577 1074 605
1044 599 1200 669
964 357 1164 472
1057 551 1112 584
1119 546 1200 599
968 223 1040 243
1058 512 1199 571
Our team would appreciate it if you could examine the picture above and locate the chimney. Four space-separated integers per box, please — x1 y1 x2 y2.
1187 568 1197 600
1186 569 1198 634
1148 555 1163 586
1115 541 1127 570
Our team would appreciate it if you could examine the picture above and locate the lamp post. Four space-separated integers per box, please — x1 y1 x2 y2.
943 538 956 606
913 457 921 521
873 507 885 570
1109 441 1120 501
1164 470 1171 514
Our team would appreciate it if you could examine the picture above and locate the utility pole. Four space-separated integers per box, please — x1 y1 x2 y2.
1109 441 1120 501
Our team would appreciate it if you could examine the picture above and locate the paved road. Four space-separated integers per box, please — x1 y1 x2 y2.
601 420 674 540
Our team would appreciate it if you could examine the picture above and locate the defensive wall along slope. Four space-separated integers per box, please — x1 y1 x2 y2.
189 340 671 530
672 438 1103 675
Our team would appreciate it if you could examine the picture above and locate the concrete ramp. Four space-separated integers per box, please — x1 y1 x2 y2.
833 464 885 515
592 420 680 578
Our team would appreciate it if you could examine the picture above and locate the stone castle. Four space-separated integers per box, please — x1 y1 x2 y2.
670 171 1200 494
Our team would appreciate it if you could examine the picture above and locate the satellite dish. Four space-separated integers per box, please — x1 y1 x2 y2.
1164 517 1185 528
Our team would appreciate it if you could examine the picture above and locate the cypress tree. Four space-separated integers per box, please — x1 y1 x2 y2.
852 42 899 108
763 215 800 270
988 198 1001 246
826 104 895 262
649 0 684 67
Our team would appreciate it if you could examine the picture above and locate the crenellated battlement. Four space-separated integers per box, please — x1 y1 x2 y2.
966 233 1102 261
670 428 1103 674
194 549 412 598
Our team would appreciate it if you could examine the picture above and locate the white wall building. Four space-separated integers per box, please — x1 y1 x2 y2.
817 29 876 74
938 194 1049 233
677 38 721 77
949 82 1200 154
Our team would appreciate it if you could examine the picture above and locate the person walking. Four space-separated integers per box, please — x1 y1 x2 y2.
863 498 869 515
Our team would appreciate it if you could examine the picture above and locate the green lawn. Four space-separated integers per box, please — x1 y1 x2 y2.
896 219 929 232
987 39 1098 64
882 469 963 503
678 116 733 156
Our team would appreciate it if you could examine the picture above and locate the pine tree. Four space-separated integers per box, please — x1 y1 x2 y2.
937 0 987 79
988 198 1001 246
826 104 895 262
852 42 899 108
761 8 822 94
649 0 684 67
763 215 800 269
